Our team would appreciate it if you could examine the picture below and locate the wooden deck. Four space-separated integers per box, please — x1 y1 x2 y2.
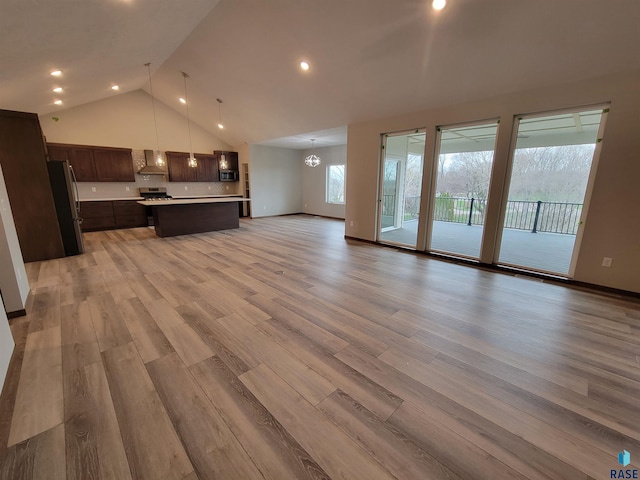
381 220 575 274
1 215 639 479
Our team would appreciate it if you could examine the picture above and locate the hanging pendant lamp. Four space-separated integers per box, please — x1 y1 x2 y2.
144 63 164 167
182 71 197 168
305 139 321 167
216 98 224 129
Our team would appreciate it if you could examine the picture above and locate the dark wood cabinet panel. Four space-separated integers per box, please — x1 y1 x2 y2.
195 154 219 182
47 144 72 161
80 200 147 230
47 143 133 182
167 151 218 182
113 200 146 216
79 201 115 231
70 147 98 182
93 148 134 182
0 110 65 262
47 143 97 181
166 152 197 182
214 151 238 171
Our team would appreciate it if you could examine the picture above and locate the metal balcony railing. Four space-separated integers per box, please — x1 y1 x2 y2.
382 195 583 235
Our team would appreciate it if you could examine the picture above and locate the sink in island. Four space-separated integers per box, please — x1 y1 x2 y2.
137 197 250 237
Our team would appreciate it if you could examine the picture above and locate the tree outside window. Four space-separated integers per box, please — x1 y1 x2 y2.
326 164 345 204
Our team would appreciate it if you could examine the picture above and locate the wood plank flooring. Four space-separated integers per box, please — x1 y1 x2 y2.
1 214 639 479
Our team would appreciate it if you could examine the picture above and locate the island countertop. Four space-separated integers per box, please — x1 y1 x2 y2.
137 197 250 206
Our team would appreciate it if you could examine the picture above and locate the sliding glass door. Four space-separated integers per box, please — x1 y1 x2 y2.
378 130 426 248
497 108 606 275
429 121 499 259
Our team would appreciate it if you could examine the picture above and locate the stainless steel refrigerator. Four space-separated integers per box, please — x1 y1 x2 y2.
46 160 84 256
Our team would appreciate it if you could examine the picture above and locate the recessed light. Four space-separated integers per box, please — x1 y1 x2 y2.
432 0 446 10
53 87 63 93
50 70 62 76
300 61 310 71
111 85 120 91
54 99 63 105
218 123 224 129
179 97 186 104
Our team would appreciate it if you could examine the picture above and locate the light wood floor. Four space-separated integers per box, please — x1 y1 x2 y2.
1 215 639 479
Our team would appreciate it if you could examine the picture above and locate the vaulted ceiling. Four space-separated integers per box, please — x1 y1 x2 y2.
2 0 640 148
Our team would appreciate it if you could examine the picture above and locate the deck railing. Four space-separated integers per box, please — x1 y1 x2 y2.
383 195 583 235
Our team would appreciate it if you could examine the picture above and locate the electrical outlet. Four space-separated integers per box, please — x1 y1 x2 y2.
304 203 307 208
184 186 188 190
125 186 130 192
91 186 96 192
226 185 229 190
208 186 212 190
602 257 613 267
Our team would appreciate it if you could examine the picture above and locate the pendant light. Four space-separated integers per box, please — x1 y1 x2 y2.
182 72 197 168
216 98 224 129
305 139 321 167
144 63 164 167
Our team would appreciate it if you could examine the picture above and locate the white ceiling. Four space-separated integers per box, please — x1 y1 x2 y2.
2 0 640 149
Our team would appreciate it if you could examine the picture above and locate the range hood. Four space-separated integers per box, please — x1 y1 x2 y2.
137 150 167 175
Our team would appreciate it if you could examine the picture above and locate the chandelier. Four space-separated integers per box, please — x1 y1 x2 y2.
305 139 321 167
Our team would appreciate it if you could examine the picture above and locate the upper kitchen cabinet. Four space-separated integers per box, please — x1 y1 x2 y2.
195 154 219 182
214 150 239 171
93 147 135 182
167 151 218 182
166 151 197 182
46 143 134 182
47 143 97 181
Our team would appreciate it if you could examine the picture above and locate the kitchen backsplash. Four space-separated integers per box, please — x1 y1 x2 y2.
77 149 239 200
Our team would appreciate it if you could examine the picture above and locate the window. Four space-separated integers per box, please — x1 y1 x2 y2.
326 164 346 204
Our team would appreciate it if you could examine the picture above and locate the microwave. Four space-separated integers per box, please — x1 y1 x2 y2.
219 170 238 182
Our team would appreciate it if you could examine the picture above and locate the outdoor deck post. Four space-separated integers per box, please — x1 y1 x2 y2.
532 200 542 233
467 198 475 226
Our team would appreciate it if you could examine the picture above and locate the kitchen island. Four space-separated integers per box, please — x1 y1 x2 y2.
138 197 250 237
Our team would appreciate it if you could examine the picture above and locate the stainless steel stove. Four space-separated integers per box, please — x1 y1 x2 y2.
139 187 172 225
139 187 172 200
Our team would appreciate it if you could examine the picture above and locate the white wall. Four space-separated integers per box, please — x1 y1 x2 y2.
346 69 640 294
248 145 302 217
302 145 346 219
0 292 14 394
40 90 241 199
0 164 29 314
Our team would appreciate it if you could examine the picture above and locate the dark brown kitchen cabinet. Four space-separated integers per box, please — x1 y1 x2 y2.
80 200 147 231
166 151 197 182
214 150 239 171
79 201 115 231
167 151 218 182
93 148 135 182
47 143 134 182
47 143 97 182
113 200 147 227
195 154 219 182
0 109 65 262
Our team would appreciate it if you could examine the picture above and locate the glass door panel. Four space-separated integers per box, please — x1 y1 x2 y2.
429 122 498 258
497 108 605 275
379 131 425 248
